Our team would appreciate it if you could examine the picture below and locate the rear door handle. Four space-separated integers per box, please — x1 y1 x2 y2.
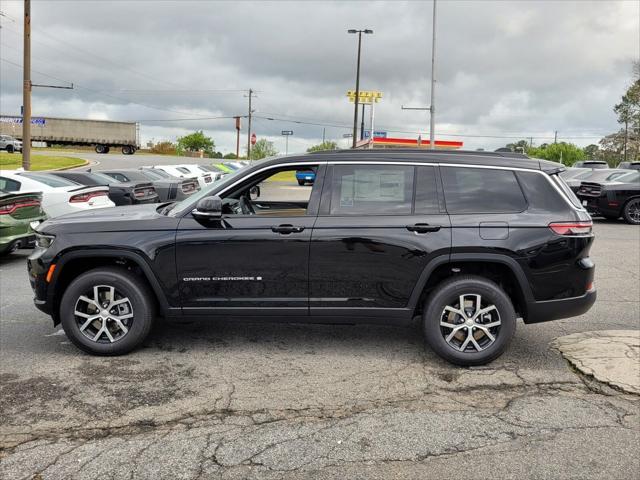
406 223 441 233
272 224 305 234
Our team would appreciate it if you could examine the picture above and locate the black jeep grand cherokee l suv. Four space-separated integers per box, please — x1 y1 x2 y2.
28 149 596 365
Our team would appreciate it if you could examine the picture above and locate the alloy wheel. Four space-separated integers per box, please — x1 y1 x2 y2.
439 293 501 352
628 200 640 224
73 285 133 343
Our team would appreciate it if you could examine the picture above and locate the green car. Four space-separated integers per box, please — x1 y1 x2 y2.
0 191 47 255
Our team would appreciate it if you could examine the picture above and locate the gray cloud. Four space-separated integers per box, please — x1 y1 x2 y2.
0 0 638 154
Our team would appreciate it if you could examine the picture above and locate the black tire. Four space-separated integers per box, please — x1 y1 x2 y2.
59 267 155 355
95 145 106 154
297 179 305 186
104 146 110 154
622 198 640 225
6 145 14 153
422 275 516 366
122 146 131 155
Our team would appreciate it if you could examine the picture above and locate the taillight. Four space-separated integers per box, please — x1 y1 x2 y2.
135 187 156 198
548 221 593 236
69 191 108 203
0 199 40 215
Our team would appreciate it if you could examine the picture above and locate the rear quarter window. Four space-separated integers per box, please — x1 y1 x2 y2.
0 176 21 191
441 167 527 214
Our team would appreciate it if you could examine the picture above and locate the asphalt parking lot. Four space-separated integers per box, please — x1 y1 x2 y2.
1 189 639 478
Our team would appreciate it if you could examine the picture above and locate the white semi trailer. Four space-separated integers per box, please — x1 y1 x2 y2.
0 116 140 155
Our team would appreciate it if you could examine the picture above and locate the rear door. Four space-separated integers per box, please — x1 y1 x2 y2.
309 162 451 321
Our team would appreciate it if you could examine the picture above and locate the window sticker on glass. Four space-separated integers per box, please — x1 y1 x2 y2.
340 174 355 207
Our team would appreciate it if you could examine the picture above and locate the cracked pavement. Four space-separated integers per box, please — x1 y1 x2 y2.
1 220 639 479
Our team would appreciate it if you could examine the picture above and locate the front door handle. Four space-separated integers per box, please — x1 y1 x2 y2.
406 223 441 233
272 224 305 234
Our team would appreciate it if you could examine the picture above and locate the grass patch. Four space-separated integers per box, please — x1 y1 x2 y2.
0 153 87 171
266 171 296 182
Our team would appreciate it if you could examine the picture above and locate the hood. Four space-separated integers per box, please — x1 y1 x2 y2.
37 203 177 234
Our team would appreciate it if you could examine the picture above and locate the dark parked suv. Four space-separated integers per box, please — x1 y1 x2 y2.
28 150 596 365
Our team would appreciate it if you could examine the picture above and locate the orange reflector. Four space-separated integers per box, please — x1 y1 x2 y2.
586 282 594 291
46 264 56 283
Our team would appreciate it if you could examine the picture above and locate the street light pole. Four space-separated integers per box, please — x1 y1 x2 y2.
348 29 373 148
429 0 437 150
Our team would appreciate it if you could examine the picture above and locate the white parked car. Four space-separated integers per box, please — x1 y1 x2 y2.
143 165 214 190
0 135 22 153
0 171 114 218
176 164 225 182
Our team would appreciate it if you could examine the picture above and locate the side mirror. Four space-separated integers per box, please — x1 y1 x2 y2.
249 185 260 200
192 195 222 220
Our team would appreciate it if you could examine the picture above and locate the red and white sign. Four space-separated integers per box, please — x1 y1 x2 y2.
250 133 257 145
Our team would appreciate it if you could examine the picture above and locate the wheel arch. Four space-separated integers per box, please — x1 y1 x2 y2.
50 249 171 325
409 253 534 321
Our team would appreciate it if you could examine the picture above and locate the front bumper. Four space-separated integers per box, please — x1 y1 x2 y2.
524 288 597 324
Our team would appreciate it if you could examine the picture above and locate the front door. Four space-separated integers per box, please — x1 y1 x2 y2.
176 163 324 316
309 163 451 320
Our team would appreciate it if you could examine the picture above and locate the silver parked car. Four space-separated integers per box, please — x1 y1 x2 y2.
0 135 22 153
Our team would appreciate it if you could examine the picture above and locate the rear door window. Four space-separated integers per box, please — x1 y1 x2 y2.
329 164 414 215
441 167 527 214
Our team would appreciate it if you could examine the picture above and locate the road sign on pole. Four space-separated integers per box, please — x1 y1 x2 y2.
281 130 293 155
250 133 257 145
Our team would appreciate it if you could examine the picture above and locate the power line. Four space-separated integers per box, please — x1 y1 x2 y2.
0 57 229 119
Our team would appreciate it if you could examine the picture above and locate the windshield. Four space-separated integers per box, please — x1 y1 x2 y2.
614 171 640 183
144 168 171 178
166 162 257 215
581 169 629 182
18 172 77 187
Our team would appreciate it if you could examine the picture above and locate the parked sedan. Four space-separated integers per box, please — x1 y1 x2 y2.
144 165 213 190
0 171 113 218
0 190 46 254
618 161 640 170
98 169 199 202
565 169 633 192
576 170 640 224
50 171 159 206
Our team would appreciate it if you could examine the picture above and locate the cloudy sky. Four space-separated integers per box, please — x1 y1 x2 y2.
0 0 638 154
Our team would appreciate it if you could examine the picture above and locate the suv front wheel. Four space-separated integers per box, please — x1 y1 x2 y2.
59 267 155 355
423 275 516 366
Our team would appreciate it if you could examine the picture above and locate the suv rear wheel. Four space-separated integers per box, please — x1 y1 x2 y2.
423 275 516 366
59 267 155 355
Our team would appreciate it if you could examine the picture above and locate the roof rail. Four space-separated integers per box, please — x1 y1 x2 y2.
307 148 529 158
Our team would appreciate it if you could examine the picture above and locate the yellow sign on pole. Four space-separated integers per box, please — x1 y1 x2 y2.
346 90 382 104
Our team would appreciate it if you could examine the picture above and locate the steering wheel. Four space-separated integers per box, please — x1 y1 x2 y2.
239 194 255 215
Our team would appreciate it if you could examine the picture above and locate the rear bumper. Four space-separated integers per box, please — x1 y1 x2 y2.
524 288 597 324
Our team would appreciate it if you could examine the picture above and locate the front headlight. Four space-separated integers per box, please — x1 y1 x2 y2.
35 233 55 249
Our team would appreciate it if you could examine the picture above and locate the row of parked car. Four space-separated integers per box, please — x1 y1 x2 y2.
560 160 640 224
0 161 249 254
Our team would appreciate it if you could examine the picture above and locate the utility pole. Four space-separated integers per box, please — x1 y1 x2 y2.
369 97 376 149
360 104 365 140
322 127 326 144
234 116 241 159
246 88 253 160
554 130 558 144
348 29 373 148
429 0 437 149
22 0 31 170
